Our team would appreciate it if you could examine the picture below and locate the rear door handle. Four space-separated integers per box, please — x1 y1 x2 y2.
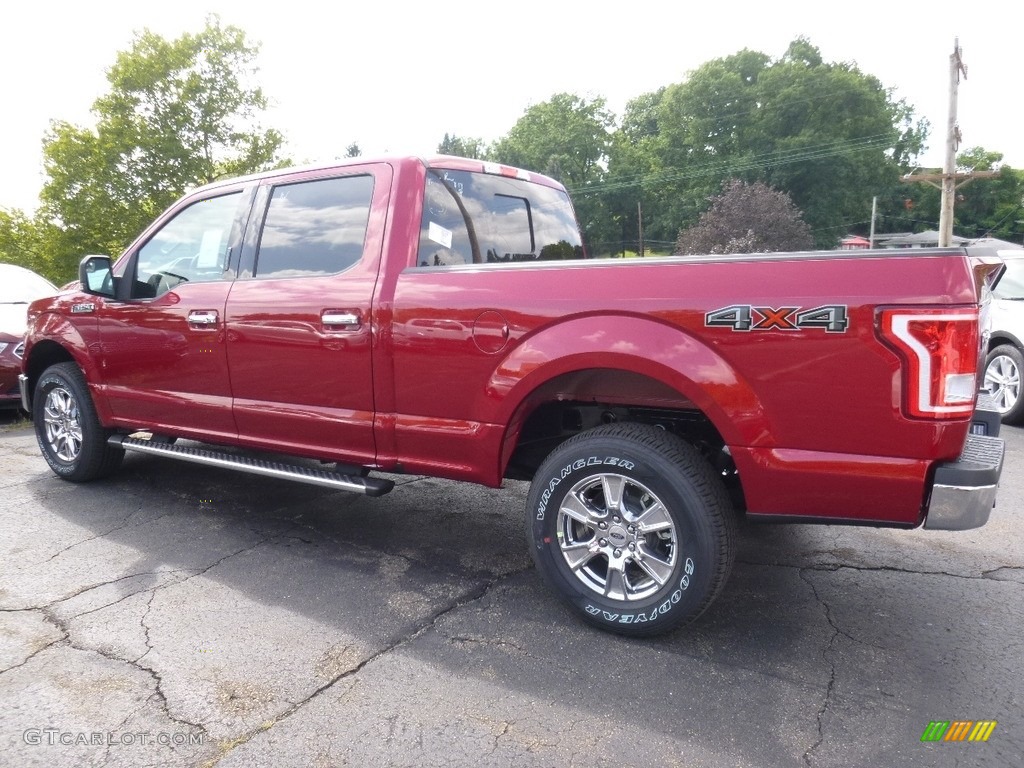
188 310 219 327
322 311 361 328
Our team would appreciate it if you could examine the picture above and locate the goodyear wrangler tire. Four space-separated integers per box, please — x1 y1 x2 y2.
33 362 123 482
526 423 736 637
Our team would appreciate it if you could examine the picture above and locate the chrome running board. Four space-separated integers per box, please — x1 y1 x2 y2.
109 435 393 496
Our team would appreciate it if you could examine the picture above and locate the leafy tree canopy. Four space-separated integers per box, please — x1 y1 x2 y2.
490 93 615 245
437 133 488 160
888 147 1024 242
606 38 927 249
37 15 286 280
490 93 614 188
675 179 814 254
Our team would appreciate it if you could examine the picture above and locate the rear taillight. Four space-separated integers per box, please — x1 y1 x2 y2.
879 307 979 419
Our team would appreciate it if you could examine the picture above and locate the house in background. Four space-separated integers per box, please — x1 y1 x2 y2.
874 230 970 248
839 235 871 249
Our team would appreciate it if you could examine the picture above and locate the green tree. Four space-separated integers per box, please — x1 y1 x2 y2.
38 15 286 281
602 89 669 255
875 147 1024 242
437 133 488 159
490 94 615 246
675 179 814 254
0 210 54 281
605 38 927 249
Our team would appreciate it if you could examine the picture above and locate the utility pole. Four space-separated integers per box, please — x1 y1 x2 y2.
869 196 877 248
901 39 999 246
939 39 967 246
637 201 645 257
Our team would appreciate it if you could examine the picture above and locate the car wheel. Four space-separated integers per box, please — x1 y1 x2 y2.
33 362 123 481
984 344 1024 425
526 423 736 637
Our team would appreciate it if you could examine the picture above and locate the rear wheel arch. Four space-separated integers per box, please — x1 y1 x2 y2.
487 317 767 458
496 364 746 500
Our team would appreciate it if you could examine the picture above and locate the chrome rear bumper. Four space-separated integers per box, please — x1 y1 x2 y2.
925 433 1004 530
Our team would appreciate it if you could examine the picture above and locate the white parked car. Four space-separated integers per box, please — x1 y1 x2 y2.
982 246 1024 424
0 264 58 408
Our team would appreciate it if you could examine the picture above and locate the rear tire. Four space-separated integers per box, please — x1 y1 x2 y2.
33 362 123 482
526 423 736 637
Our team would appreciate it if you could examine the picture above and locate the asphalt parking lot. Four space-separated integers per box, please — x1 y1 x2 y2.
1 411 1021 768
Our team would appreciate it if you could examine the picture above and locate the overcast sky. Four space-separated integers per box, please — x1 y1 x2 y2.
2 1 1020 213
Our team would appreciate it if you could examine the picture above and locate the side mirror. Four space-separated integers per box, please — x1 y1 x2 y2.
79 255 114 298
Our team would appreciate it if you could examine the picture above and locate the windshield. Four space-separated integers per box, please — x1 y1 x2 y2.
417 170 584 267
994 259 1024 300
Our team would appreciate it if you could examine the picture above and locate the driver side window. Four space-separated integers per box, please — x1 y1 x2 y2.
134 192 242 298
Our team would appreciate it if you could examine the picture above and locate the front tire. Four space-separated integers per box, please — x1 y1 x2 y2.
33 362 123 482
983 344 1024 425
526 423 736 637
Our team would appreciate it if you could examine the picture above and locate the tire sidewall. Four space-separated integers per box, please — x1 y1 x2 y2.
33 366 87 479
528 435 720 634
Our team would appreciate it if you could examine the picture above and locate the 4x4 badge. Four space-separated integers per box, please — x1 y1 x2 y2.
705 304 849 333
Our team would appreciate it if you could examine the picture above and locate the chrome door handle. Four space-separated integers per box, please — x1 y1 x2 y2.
188 310 218 325
322 312 360 327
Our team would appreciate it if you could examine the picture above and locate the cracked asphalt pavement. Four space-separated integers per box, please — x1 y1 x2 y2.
1 412 1021 767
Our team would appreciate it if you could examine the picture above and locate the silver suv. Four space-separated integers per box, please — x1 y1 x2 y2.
983 246 1024 424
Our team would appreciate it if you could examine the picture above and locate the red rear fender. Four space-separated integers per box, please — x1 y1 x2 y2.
490 315 771 449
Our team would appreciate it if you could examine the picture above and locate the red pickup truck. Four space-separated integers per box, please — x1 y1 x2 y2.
19 155 1006 636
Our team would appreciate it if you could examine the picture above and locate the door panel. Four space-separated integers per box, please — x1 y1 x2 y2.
98 189 251 439
225 165 392 464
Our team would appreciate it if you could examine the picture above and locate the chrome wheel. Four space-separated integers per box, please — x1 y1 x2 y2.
557 473 678 602
985 353 1021 415
43 386 83 462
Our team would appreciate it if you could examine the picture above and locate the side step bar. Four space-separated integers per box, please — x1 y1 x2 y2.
109 435 394 497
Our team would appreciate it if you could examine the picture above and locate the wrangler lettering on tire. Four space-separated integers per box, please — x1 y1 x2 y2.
526 423 736 637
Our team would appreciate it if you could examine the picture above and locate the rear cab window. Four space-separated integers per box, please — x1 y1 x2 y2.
417 168 584 267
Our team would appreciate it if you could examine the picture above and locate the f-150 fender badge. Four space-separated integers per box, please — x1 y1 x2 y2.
705 304 849 333
70 303 96 314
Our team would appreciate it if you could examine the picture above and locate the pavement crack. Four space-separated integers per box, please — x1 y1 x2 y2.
64 569 202 621
3 571 185 613
38 503 166 566
739 559 1021 582
21 536 279 743
982 565 1024 582
798 568 838 768
202 566 533 767
134 591 158 665
41 599 209 741
448 635 529 656
0 619 65 678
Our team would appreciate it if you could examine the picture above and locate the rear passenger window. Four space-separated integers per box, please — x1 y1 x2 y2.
254 175 374 279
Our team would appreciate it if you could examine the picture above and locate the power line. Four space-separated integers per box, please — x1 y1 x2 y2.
569 132 897 198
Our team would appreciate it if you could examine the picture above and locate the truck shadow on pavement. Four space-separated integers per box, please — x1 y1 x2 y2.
8 436 1023 768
